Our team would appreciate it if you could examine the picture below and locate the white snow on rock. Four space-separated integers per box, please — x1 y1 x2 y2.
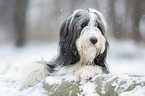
0 74 47 96
121 86 145 96
45 76 62 85
78 80 99 96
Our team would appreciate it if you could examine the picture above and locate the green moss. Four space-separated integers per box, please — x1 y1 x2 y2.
44 81 80 96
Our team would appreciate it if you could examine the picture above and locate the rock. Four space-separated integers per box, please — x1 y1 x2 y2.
43 74 145 96
1 74 145 96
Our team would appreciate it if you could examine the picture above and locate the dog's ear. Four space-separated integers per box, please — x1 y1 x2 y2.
59 17 80 66
94 41 109 73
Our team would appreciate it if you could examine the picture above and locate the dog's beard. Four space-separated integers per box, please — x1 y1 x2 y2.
76 27 106 65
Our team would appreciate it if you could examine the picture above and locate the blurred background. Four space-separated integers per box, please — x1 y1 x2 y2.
0 0 145 75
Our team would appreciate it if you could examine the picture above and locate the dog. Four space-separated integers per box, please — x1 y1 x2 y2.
22 8 109 87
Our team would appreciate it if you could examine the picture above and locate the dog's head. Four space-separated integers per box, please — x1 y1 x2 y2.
59 8 109 72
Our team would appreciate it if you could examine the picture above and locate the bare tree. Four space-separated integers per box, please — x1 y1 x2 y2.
108 0 126 39
126 0 144 42
131 0 142 41
14 0 27 47
108 0 116 37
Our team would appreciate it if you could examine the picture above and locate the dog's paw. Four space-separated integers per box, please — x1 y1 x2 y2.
75 65 102 80
21 62 48 87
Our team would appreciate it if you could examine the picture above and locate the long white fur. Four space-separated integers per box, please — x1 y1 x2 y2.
21 62 48 87
21 8 107 87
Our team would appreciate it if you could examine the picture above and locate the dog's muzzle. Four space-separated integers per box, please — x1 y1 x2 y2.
76 27 106 63
79 26 106 49
90 37 98 45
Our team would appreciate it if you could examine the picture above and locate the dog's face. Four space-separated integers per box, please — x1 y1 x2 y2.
59 8 108 71
76 9 107 64
76 26 106 64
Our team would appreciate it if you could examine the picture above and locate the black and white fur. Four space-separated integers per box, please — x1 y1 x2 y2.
22 8 109 87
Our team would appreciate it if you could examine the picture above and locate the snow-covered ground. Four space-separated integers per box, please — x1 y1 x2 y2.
0 39 145 96
0 43 58 76
0 43 58 96
108 39 145 74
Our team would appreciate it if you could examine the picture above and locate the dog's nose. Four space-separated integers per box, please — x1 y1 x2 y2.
90 37 98 45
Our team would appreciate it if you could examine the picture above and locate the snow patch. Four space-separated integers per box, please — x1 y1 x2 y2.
0 74 47 96
45 76 62 85
121 86 145 96
78 80 99 96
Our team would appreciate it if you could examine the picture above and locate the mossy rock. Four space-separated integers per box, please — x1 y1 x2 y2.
43 74 145 96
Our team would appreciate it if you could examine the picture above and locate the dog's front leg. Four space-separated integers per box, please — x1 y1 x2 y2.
75 65 102 80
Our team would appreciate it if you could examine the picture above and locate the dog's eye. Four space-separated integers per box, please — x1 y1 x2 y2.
95 23 98 27
75 14 81 18
96 20 105 34
81 22 87 28
98 23 105 34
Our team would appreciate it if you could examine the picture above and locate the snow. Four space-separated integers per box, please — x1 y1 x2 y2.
0 74 47 96
0 39 145 95
121 86 145 96
108 39 145 74
0 43 57 96
45 76 62 85
0 43 58 75
78 80 99 96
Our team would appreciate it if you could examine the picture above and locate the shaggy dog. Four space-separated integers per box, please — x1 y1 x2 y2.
22 8 109 87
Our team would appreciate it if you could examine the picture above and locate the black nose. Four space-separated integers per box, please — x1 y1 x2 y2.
90 37 98 45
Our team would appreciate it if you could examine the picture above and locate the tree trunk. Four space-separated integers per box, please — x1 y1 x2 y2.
108 0 117 37
131 0 142 42
14 0 27 47
126 0 143 42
